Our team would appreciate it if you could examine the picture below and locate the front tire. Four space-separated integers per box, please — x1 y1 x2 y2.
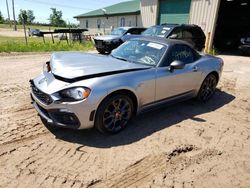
96 49 106 54
95 94 134 134
196 74 218 102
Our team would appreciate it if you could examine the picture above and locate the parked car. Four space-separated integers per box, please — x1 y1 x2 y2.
122 24 206 51
30 37 223 134
238 34 250 55
28 28 43 37
94 27 146 54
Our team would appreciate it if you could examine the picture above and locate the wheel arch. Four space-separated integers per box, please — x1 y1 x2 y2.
97 89 138 117
207 71 219 83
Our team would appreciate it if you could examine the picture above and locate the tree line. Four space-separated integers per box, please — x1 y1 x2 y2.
0 8 78 28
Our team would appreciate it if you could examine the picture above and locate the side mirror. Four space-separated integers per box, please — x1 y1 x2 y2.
169 34 178 39
126 33 131 35
169 60 185 72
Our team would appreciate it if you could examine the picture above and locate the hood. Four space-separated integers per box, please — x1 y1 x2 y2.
50 52 149 81
121 34 142 42
94 35 121 41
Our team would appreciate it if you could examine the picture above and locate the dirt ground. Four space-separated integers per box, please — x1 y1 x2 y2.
0 28 25 37
0 53 249 188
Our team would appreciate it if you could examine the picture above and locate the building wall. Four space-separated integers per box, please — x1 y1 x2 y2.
140 0 158 27
77 14 142 34
189 0 221 48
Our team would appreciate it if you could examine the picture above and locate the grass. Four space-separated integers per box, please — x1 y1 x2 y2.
207 47 220 55
0 36 95 52
0 24 66 31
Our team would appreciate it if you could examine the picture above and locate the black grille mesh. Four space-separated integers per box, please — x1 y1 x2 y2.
30 81 53 105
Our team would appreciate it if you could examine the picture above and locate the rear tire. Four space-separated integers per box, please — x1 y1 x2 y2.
95 94 134 134
196 74 218 102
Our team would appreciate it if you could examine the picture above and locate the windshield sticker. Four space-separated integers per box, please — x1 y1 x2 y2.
161 30 167 34
147 42 164 50
163 27 171 30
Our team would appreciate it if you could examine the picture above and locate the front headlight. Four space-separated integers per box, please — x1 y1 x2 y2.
105 40 112 44
240 38 245 44
59 87 91 102
106 39 120 44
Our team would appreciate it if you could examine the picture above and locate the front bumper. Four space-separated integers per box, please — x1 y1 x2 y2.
30 78 96 130
239 44 250 54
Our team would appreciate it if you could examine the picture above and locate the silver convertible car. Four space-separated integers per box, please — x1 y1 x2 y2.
30 37 223 134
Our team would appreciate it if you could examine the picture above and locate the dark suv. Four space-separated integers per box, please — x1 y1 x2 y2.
94 27 146 54
239 34 250 55
122 24 206 51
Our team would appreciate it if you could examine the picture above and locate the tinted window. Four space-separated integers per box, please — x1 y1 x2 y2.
128 28 144 35
143 26 172 37
191 28 203 38
183 30 193 39
168 44 195 65
111 28 127 36
169 27 182 39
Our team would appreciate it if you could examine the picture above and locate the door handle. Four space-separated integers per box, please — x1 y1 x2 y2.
192 66 198 72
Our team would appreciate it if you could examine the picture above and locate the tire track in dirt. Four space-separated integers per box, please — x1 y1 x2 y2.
0 82 49 145
90 145 198 188
0 135 101 188
90 146 225 188
0 108 49 145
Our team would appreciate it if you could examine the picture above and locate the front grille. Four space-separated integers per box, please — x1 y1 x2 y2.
30 80 53 105
94 39 104 48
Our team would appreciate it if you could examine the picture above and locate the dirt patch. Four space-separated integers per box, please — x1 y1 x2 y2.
0 53 250 188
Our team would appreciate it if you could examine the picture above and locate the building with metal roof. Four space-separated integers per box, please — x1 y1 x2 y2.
75 0 249 52
74 0 142 34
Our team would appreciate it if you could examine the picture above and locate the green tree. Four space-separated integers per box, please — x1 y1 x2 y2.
27 10 35 24
18 9 28 24
0 11 4 24
49 8 66 27
18 9 35 24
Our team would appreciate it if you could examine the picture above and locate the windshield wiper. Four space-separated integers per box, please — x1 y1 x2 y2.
111 54 128 62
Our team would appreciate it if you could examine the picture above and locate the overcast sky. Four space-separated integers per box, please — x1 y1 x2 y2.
0 0 128 23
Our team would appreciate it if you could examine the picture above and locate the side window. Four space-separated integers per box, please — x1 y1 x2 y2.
120 18 125 27
129 21 132 27
86 20 88 28
192 28 203 39
183 29 193 39
169 45 195 65
129 29 142 35
170 28 182 39
97 19 101 29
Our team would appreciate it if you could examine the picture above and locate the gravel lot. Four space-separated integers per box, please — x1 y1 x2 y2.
0 53 249 188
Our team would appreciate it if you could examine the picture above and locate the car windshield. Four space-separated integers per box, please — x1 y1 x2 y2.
142 26 172 37
111 40 167 66
111 28 128 36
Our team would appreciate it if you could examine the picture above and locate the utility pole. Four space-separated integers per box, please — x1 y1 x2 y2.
12 0 17 31
6 0 11 27
22 14 28 45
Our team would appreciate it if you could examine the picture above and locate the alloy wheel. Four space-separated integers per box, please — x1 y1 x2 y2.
199 75 217 101
102 98 132 132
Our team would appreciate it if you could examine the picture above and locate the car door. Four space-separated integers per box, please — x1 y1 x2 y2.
155 44 202 101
